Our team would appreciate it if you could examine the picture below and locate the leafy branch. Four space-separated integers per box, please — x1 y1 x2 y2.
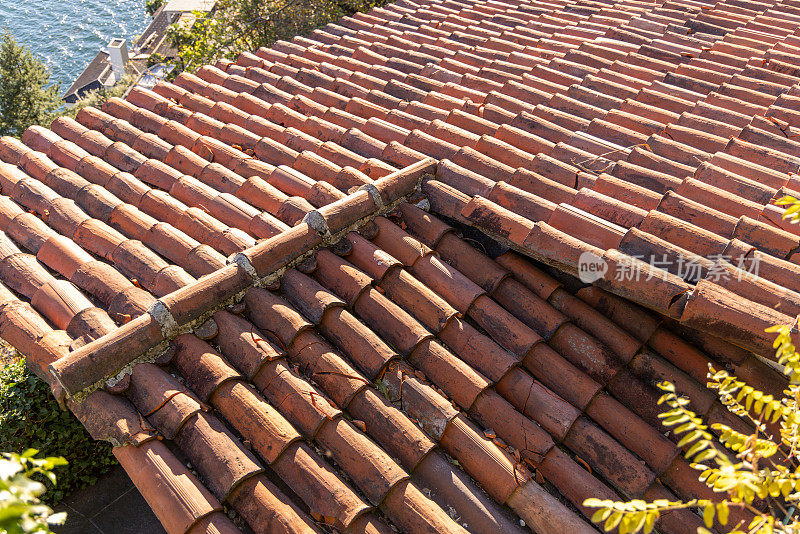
658 381 721 463
0 449 67 534
584 367 800 534
775 196 800 225
585 197 800 533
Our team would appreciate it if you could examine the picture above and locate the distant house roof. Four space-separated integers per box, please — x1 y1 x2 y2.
63 50 113 103
133 9 180 57
68 0 215 102
2 0 800 532
162 0 215 12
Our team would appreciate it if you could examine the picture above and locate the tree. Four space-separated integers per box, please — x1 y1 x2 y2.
145 0 165 16
0 449 67 534
0 33 61 138
585 196 800 534
167 0 387 72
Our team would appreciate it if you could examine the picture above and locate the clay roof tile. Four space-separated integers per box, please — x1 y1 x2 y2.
10 0 800 529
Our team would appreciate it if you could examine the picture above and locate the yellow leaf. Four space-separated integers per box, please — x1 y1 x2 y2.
677 430 700 448
774 195 797 206
643 512 656 534
605 511 622 532
630 512 647 533
686 440 707 459
716 502 729 526
694 449 716 463
592 508 611 523
783 203 800 217
703 503 714 528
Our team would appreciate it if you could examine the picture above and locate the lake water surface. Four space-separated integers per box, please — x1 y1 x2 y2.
0 0 148 88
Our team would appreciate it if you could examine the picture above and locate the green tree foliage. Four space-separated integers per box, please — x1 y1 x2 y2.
586 198 800 533
145 0 165 16
0 358 117 504
0 33 61 137
167 0 386 72
0 450 67 534
58 75 134 122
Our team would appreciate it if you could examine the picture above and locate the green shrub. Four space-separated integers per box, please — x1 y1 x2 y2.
57 75 134 122
145 0 165 16
146 52 166 68
0 449 67 534
0 357 117 504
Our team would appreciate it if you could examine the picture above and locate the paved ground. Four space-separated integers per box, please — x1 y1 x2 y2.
53 465 165 534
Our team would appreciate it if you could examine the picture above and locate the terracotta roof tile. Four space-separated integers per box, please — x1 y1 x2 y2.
4 0 800 529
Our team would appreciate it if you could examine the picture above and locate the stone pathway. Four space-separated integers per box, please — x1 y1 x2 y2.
53 465 165 534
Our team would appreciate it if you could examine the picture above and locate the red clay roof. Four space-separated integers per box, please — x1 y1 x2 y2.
0 0 796 531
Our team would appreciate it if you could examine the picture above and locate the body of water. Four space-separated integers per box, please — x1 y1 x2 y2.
0 0 149 90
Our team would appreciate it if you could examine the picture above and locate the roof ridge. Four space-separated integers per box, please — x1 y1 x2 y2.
49 158 434 399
